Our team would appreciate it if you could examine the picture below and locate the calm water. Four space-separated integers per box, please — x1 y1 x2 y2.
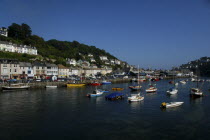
0 79 210 140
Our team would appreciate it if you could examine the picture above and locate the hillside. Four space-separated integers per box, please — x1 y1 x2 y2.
0 23 117 67
179 57 210 76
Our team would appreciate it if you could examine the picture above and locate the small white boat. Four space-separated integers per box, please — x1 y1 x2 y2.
161 102 184 108
128 93 144 102
87 89 103 97
46 85 57 88
167 87 178 95
190 88 203 97
2 83 30 91
146 86 157 93
180 80 186 84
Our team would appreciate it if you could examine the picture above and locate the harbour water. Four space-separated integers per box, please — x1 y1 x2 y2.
0 79 210 140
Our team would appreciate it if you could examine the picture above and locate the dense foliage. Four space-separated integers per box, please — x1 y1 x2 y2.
0 23 117 67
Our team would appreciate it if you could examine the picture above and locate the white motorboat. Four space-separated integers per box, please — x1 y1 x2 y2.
46 85 57 88
180 80 186 84
167 87 178 95
87 89 103 97
190 88 203 97
128 93 144 102
161 102 184 108
146 85 157 93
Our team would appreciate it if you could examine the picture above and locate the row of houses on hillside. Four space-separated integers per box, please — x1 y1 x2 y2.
0 41 38 55
0 59 112 80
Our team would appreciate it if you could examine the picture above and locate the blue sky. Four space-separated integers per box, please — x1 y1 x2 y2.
1 0 210 69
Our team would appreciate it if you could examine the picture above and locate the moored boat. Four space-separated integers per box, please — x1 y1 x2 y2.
129 85 141 91
160 102 184 108
190 88 203 97
180 80 186 84
46 85 57 88
67 83 86 87
128 93 144 102
102 81 112 84
112 87 124 91
2 83 30 91
167 87 178 95
105 92 124 100
146 84 157 93
87 89 103 97
88 82 102 86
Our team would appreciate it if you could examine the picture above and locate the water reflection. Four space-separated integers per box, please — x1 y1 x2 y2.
190 97 203 104
129 100 144 111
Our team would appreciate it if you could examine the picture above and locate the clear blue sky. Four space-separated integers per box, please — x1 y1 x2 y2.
1 0 210 69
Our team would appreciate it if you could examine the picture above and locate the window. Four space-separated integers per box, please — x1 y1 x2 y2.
14 69 17 72
14 64 17 67
3 68 7 73
3 64 7 67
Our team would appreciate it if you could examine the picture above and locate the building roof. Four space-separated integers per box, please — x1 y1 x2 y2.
58 64 69 69
19 62 32 67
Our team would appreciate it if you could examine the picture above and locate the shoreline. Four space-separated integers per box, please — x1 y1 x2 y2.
0 76 193 91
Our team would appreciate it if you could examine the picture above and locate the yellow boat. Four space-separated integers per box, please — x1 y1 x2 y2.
67 83 86 87
112 87 124 91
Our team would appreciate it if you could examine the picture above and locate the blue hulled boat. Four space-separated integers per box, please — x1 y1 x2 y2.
105 92 124 100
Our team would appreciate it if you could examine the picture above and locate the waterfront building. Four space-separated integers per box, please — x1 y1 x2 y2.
0 59 20 79
58 64 69 78
19 62 34 79
45 63 58 79
33 62 46 79
69 68 82 76
0 27 8 37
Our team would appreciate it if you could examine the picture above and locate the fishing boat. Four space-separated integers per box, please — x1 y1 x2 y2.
167 87 178 95
112 87 124 91
146 84 157 93
87 89 103 97
105 92 124 100
160 102 184 108
2 83 30 91
67 83 86 87
102 81 112 84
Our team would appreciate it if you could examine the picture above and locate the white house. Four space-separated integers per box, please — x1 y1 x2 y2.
58 64 70 78
19 62 34 79
0 41 38 55
45 63 58 77
66 58 77 66
115 59 121 65
99 56 108 61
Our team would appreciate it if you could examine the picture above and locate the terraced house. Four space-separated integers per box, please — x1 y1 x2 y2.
0 59 20 79
0 41 38 55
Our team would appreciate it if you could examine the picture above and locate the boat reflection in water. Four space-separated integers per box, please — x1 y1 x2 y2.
190 96 203 105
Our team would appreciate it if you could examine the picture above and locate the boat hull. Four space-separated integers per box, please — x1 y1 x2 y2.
2 86 30 91
67 84 86 87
